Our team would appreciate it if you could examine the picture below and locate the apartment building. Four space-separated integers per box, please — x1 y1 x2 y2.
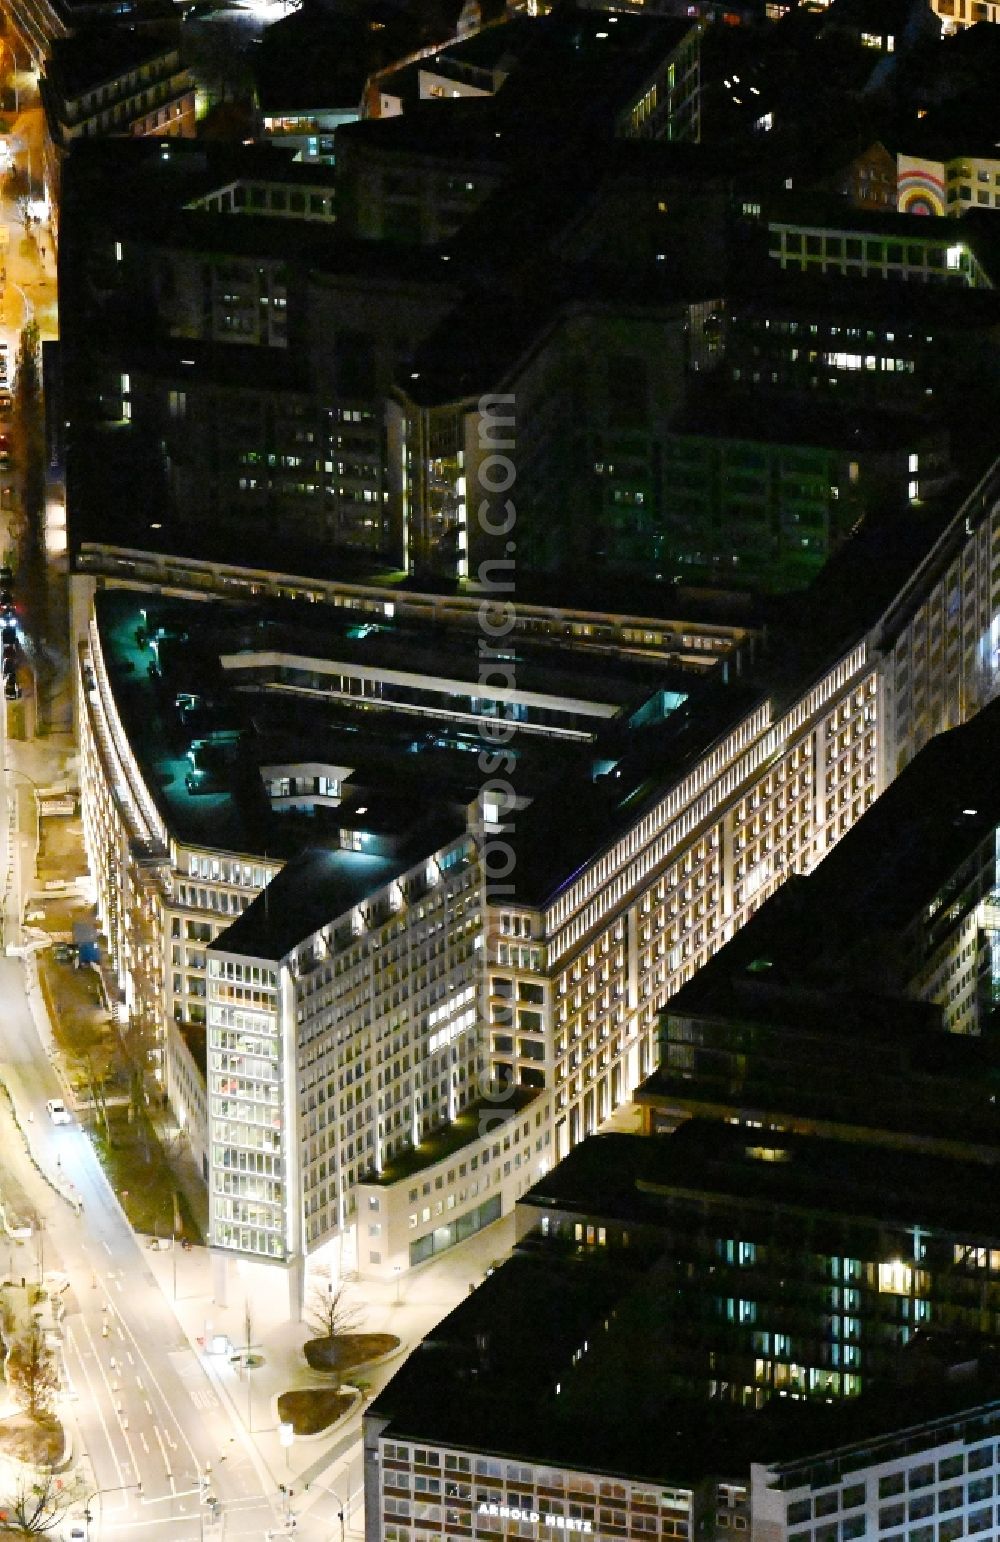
897 150 1000 216
72 448 1000 1298
40 26 195 219
41 27 195 147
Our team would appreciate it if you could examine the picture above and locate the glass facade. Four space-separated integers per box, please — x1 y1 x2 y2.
207 957 287 1258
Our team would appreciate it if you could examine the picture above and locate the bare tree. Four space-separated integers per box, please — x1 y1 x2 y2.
304 1269 361 1380
2 166 31 232
81 1049 111 1140
7 1324 58 1419
0 1468 77 1535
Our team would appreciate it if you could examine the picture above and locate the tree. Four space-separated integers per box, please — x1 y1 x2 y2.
11 318 45 650
7 1324 58 1419
2 166 30 231
0 1468 75 1536
304 1270 361 1381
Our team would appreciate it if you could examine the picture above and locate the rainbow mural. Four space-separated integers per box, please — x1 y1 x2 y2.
897 155 946 216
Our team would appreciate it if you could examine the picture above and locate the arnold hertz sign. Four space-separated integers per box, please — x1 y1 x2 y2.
477 1503 594 1533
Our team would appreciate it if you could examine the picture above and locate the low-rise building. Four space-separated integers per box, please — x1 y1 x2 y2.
752 1387 1000 1541
898 148 1000 216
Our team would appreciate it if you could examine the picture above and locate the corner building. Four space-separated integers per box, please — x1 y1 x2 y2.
75 454 1000 1297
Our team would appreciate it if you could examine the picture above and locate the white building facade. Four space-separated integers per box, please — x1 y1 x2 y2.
74 456 1000 1290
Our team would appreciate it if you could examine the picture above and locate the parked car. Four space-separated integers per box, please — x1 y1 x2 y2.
0 565 12 585
52 943 78 964
4 675 20 700
46 1099 71 1125
0 390 11 417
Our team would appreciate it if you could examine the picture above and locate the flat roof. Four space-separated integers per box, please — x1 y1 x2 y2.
371 1121 1000 1486
521 1123 1000 1240
760 699 1000 973
92 588 754 948
369 1089 539 1185
45 25 182 101
211 843 418 960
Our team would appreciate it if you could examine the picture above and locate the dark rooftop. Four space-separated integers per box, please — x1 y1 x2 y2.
370 1118 1000 1485
520 1123 1000 1239
44 25 182 103
758 697 1000 980
92 588 759 949
209 843 420 960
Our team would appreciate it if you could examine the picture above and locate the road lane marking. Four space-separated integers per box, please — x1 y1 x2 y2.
153 1424 174 1488
70 1316 129 1489
102 1314 201 1473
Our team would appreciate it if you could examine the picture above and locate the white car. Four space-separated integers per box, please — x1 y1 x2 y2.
46 1099 71 1125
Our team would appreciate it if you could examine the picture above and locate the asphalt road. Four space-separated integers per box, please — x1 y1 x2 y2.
0 949 303 1538
0 731 311 1539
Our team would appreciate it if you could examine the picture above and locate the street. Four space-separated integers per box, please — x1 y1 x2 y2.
0 938 298 1537
0 140 305 1526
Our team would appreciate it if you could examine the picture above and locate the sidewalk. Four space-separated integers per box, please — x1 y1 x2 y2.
139 1209 517 1531
6 727 211 1243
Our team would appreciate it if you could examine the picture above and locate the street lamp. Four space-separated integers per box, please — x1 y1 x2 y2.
83 1481 142 1538
305 1479 346 1542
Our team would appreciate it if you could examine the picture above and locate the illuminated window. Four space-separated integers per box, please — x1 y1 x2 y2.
745 1145 790 1162
878 1259 912 1294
